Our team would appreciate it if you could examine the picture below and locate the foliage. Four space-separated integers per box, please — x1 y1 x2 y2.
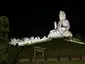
0 16 24 64
0 43 24 64
0 44 7 62
7 44 23 64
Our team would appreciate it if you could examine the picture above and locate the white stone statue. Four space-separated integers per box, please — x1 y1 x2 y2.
9 11 73 46
48 11 73 38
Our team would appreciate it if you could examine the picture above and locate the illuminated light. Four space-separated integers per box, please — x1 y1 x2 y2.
65 38 85 45
9 36 51 46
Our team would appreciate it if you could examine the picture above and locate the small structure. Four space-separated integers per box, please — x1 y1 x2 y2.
33 47 46 62
33 47 46 58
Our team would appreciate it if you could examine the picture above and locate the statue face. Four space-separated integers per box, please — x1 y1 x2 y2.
59 11 66 20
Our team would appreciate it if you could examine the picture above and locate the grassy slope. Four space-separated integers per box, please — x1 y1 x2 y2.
19 38 85 58
20 60 85 64
32 39 85 57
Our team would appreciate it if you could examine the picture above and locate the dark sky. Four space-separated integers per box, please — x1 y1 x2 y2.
4 1 85 38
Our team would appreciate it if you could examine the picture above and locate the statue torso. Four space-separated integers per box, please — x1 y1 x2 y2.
58 19 70 28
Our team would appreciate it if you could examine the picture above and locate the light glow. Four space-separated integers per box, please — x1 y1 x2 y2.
9 36 50 46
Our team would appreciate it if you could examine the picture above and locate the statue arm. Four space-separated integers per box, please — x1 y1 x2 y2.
64 20 70 30
58 21 62 28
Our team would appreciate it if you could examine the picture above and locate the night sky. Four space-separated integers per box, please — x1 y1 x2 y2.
3 1 85 38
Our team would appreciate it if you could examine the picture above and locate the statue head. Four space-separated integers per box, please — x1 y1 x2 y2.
59 11 66 20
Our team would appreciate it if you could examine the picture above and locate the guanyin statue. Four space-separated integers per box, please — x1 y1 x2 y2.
48 11 73 38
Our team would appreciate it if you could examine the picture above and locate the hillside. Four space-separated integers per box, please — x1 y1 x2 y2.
19 38 85 58
32 38 85 57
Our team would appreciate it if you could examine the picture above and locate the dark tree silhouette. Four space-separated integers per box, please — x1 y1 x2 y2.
57 53 60 60
68 56 72 60
79 53 82 60
44 49 48 61
0 16 10 63
75 34 82 41
0 16 23 64
0 16 9 44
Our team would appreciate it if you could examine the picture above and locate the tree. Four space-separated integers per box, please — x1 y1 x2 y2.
6 44 24 64
0 16 10 63
75 34 82 40
0 16 24 64
0 16 9 44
